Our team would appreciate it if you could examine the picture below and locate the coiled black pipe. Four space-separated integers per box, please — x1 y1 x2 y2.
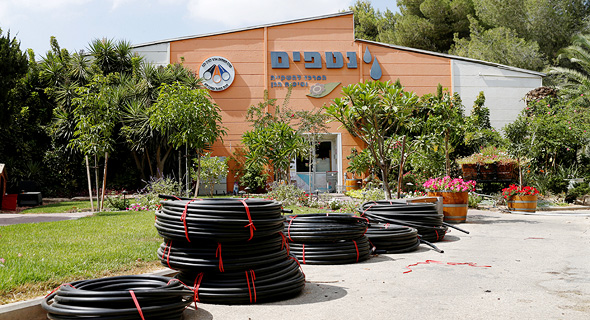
359 201 448 242
155 198 285 242
175 257 305 304
283 213 368 242
157 233 289 272
365 223 420 254
42 275 194 320
288 236 371 265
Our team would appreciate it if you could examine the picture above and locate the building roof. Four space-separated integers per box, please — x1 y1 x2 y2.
132 11 355 49
357 39 545 77
132 11 545 78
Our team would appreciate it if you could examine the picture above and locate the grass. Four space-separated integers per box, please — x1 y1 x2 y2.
0 210 162 304
20 201 94 214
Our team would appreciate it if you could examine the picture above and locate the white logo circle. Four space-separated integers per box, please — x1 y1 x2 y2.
199 56 235 92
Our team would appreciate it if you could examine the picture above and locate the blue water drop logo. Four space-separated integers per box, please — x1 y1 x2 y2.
370 57 382 80
363 47 372 64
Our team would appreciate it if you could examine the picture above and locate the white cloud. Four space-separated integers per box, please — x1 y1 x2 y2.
186 0 352 28
15 0 91 10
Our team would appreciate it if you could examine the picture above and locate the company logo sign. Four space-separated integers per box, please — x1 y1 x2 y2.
199 56 235 91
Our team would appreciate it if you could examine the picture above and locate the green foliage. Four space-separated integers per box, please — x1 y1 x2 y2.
326 80 421 199
473 0 590 61
468 192 483 208
547 33 590 105
134 176 183 209
565 182 590 203
266 182 308 206
190 153 228 196
345 187 386 202
349 0 397 43
450 17 544 70
346 147 374 177
105 192 130 211
394 0 475 52
0 28 28 123
151 81 225 150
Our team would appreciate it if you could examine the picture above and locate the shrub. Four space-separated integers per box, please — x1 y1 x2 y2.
135 176 183 209
266 182 307 206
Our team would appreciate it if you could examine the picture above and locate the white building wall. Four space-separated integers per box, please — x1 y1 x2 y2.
451 60 543 130
131 43 170 67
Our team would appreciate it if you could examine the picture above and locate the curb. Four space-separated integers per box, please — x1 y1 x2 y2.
0 269 177 320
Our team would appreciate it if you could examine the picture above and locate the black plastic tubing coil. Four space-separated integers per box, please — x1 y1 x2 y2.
359 201 448 242
42 275 195 320
288 236 371 265
157 233 290 272
365 223 420 254
283 213 368 242
155 198 285 242
175 257 305 304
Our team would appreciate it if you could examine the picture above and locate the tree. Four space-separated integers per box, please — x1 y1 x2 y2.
0 28 28 123
191 153 228 196
422 84 466 176
150 81 226 197
450 17 544 70
473 0 590 61
394 0 475 52
547 33 590 105
326 80 420 199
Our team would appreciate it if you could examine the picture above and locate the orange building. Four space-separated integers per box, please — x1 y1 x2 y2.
133 12 543 193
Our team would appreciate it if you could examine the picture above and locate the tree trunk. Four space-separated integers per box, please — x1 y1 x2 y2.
156 145 173 178
396 136 407 199
132 151 146 181
381 162 392 200
100 152 108 211
445 130 450 176
94 154 99 208
193 152 202 198
144 148 154 178
85 155 94 212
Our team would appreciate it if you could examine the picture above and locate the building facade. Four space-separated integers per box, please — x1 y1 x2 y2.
133 12 543 194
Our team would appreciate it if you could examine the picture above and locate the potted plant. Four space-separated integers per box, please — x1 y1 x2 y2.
502 184 540 213
423 176 477 223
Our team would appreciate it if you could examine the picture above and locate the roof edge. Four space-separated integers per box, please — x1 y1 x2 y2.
132 11 354 49
356 39 546 77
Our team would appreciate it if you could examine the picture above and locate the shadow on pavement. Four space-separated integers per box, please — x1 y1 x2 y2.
466 214 539 225
270 283 347 305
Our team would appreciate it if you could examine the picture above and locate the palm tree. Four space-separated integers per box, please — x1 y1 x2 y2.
547 33 590 105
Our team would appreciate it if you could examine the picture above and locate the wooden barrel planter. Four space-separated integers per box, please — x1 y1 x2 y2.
345 179 362 191
427 191 469 223
507 195 538 213
497 163 516 181
478 163 497 181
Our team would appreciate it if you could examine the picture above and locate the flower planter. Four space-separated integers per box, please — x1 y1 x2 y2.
478 163 497 180
497 163 516 181
461 164 477 180
427 191 469 223
507 195 538 213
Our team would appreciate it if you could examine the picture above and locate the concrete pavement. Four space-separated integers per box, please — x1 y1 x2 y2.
1 209 589 319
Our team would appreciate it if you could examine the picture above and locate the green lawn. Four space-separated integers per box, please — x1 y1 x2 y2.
20 200 94 214
0 210 161 304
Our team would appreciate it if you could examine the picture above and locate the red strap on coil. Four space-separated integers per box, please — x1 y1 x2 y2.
287 215 298 241
239 199 256 241
362 203 375 216
129 290 146 320
167 279 198 310
45 283 76 298
434 228 440 241
193 272 204 304
164 240 173 269
288 255 305 278
245 270 257 303
216 243 224 272
404 260 491 274
352 240 359 262
280 232 290 255
302 243 306 264
180 199 197 242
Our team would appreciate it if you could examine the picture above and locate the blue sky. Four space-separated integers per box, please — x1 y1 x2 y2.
0 0 398 58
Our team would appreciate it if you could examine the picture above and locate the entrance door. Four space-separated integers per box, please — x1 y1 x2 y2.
291 135 339 193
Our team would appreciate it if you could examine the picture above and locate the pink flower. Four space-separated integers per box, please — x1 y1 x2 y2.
17 253 22 257
567 148 570 151
0 258 5 264
569 127 572 129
